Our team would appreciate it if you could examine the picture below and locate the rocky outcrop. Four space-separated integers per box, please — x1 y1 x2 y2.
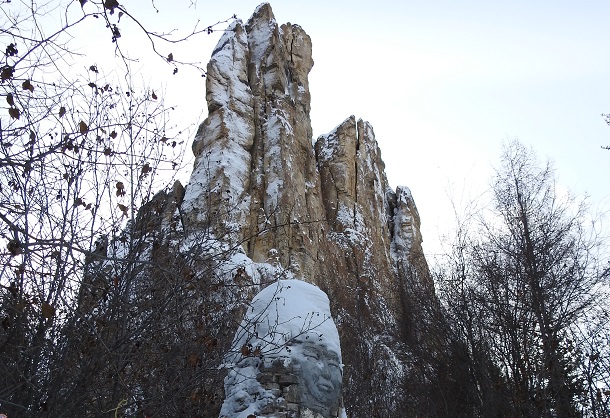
182 2 426 283
63 3 452 417
183 3 325 282
71 3 433 417
178 3 432 417
219 280 344 418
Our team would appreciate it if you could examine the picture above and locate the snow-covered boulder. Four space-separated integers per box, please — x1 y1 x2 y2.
219 279 344 418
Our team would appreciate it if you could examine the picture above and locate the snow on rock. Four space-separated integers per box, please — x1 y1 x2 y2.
76 3 438 417
228 279 341 360
389 185 427 271
174 3 432 416
315 116 359 232
220 279 343 418
181 3 320 269
390 185 418 259
182 18 254 239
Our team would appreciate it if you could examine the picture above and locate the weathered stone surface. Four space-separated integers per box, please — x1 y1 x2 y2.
178 3 432 417
219 280 343 418
182 19 254 238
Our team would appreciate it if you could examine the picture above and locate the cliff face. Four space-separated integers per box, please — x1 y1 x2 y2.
61 4 463 418
182 2 426 291
178 3 431 416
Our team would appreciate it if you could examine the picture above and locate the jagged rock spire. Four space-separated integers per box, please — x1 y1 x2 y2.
178 3 430 416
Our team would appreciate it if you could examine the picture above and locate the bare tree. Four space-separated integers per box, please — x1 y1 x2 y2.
437 140 606 417
0 1 237 415
0 70 186 412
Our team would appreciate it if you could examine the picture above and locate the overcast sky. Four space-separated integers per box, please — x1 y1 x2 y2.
85 0 610 256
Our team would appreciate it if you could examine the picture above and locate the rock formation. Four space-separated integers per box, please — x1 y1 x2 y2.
179 3 432 416
73 3 442 417
220 280 343 418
